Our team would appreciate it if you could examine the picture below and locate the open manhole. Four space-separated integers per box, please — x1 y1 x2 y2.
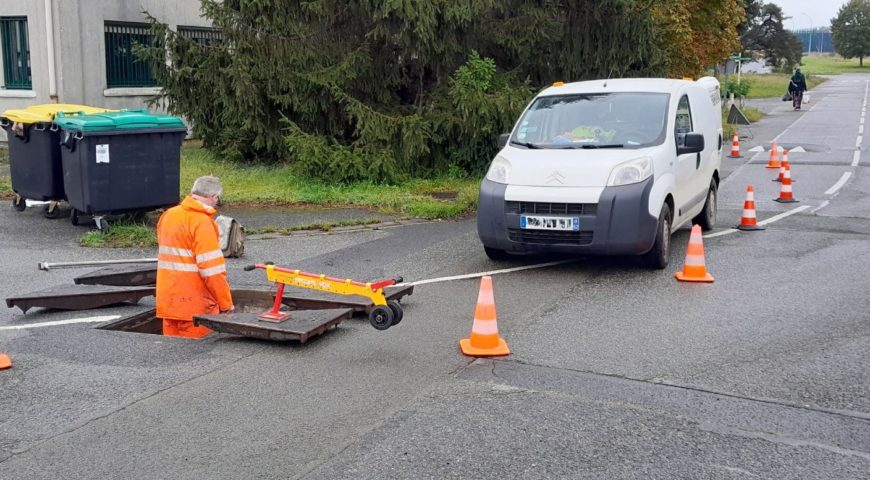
97 290 281 336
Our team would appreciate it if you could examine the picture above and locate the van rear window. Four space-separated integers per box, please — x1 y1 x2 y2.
511 93 669 149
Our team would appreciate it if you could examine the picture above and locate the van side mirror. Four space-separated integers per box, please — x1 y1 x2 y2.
677 133 704 155
497 133 510 149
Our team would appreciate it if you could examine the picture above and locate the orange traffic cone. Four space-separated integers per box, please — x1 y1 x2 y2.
675 225 714 283
774 167 798 203
728 131 742 158
765 140 781 169
0 353 11 370
735 185 765 231
773 149 792 182
459 276 510 357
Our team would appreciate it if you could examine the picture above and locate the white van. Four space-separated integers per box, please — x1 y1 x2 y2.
477 77 722 268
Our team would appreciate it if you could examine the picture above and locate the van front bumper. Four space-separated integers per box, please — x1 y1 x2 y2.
476 177 658 256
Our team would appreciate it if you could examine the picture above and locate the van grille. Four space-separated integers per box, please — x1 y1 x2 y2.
505 201 597 216
507 228 594 246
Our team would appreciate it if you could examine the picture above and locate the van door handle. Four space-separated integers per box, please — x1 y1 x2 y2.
696 153 701 169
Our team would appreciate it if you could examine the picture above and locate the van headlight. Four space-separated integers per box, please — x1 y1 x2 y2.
485 156 512 184
607 157 653 186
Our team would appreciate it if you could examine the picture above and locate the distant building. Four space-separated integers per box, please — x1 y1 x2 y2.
0 1 215 139
791 28 834 54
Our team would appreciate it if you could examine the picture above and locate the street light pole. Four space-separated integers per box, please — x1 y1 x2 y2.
801 13 814 55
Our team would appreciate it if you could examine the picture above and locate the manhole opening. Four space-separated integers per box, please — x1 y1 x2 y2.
98 309 163 335
96 290 285 336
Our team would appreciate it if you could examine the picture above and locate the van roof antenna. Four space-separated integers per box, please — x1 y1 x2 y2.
603 68 614 88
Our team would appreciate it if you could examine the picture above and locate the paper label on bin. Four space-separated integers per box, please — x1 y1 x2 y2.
96 144 110 164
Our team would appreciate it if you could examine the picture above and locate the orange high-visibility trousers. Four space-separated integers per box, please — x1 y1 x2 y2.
162 318 213 339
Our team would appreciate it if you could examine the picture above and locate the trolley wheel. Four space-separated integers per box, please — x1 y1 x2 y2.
43 202 61 219
368 306 394 331
95 217 110 233
70 209 80 226
387 300 403 326
12 195 26 212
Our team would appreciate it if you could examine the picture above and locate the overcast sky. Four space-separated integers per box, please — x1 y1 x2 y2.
775 0 846 29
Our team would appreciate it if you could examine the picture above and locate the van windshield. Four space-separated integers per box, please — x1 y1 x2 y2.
511 92 670 149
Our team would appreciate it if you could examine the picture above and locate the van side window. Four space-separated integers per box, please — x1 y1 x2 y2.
675 95 693 148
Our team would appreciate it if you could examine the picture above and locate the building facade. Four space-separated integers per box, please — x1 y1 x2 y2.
0 0 213 138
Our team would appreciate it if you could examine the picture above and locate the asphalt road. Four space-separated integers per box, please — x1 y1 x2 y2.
1 76 869 479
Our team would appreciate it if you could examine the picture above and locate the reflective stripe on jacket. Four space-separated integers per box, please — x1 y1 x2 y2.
156 196 233 321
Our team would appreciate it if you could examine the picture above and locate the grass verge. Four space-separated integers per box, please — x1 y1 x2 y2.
246 217 385 235
80 222 157 248
181 146 479 220
737 73 826 99
801 55 870 75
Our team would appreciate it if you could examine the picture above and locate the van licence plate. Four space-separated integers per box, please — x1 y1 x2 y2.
520 215 580 231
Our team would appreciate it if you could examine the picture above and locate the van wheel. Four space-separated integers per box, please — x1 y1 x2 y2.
484 246 511 261
643 203 671 270
694 179 717 231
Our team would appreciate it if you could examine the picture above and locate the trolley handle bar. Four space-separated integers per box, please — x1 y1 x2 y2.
243 264 401 290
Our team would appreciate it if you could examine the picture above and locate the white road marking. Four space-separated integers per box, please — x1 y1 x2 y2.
401 259 578 287
853 150 861 167
825 172 853 195
861 125 865 135
857 136 863 147
703 205 811 239
789 146 806 153
748 146 765 152
811 201 830 213
0 315 121 331
756 205 811 226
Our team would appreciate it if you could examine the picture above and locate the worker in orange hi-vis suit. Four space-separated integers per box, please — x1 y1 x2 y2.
157 176 234 338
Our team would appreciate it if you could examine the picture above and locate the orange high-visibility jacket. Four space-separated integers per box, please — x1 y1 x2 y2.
156 196 233 321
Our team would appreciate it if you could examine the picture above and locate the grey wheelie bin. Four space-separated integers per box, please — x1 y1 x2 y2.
53 110 187 231
1 104 110 218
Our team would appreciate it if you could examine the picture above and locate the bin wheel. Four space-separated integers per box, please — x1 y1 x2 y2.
387 300 403 326
12 195 26 212
368 306 394 331
95 217 109 233
43 202 61 219
70 209 80 226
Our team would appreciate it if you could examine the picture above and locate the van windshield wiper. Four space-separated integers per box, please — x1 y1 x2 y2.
566 144 625 149
510 140 542 149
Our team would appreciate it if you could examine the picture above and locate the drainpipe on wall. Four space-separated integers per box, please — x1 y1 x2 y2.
44 0 58 102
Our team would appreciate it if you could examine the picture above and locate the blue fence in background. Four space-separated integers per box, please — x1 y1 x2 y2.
792 29 834 54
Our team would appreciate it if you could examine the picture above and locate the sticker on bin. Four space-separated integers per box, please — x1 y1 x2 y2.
96 144 110 164
520 215 580 231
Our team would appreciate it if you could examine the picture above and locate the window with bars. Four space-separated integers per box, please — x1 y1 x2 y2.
104 22 157 88
178 26 223 46
1 17 31 90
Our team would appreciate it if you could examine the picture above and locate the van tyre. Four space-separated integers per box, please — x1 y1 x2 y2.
694 179 717 231
643 203 671 270
484 246 511 261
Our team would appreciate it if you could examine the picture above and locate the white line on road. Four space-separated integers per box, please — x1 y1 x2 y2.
811 201 830 213
853 150 861 167
757 205 811 225
402 259 578 287
857 136 863 147
0 315 121 331
861 125 865 135
825 172 853 196
703 205 811 239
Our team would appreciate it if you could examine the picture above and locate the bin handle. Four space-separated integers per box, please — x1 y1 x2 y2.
60 130 82 152
0 118 8 128
49 123 59 132
34 123 46 132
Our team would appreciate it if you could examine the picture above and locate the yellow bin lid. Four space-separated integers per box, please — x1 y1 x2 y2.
2 104 112 124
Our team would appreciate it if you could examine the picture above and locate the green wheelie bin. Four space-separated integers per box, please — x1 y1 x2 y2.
53 110 188 231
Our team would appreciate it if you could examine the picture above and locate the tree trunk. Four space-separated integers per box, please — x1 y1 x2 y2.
861 56 864 67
